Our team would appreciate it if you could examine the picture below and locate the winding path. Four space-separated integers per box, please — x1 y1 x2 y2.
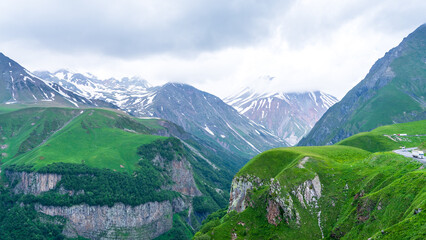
393 147 426 165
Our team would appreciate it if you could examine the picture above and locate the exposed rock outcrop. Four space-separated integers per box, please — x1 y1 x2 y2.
152 154 202 197
292 175 322 208
36 202 173 240
5 170 61 195
170 158 202 196
229 175 263 212
267 179 300 226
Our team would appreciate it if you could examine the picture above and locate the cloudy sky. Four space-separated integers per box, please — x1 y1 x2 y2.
1 0 425 98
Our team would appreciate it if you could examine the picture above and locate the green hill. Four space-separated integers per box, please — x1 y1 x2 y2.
195 121 426 240
0 108 165 172
337 120 426 152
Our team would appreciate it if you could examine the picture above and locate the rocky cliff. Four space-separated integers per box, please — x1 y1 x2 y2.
170 158 202 196
4 169 185 239
4 146 204 239
5 170 61 195
4 161 200 239
36 202 173 240
228 173 322 227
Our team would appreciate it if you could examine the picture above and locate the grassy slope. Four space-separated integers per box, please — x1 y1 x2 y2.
196 121 426 240
346 26 425 136
0 108 166 173
337 120 426 152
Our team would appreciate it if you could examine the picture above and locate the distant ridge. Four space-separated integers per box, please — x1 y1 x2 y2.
225 87 338 145
0 52 112 108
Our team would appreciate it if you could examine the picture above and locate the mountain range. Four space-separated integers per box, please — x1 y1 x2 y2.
34 69 293 158
0 107 238 239
0 53 112 108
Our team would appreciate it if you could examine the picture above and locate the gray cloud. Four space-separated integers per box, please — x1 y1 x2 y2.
0 0 295 58
0 0 425 99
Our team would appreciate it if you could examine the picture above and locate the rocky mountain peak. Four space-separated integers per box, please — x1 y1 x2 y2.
225 87 338 145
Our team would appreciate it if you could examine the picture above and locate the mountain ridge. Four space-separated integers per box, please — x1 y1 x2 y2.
35 70 289 158
299 24 426 146
0 52 112 108
225 86 338 145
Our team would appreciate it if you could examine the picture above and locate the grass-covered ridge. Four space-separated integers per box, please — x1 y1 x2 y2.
337 119 426 152
237 145 370 180
0 107 167 172
196 121 426 239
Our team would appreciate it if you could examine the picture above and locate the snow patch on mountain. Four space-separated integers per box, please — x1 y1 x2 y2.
225 87 339 146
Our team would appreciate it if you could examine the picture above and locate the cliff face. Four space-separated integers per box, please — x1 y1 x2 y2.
4 148 203 240
36 202 173 240
5 170 61 195
170 158 202 196
4 170 181 239
228 174 321 227
229 175 262 213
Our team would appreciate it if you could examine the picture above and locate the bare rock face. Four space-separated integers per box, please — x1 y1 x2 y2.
6 170 190 239
229 175 263 212
267 179 300 226
292 175 322 209
170 158 202 196
35 202 173 240
153 154 202 197
5 171 61 195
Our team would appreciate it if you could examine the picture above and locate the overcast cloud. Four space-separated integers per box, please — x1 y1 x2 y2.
1 0 425 98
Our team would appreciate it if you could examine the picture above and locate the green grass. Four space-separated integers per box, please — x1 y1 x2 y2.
9 128 164 173
0 106 22 114
196 120 426 239
237 145 370 179
338 120 426 152
0 108 167 173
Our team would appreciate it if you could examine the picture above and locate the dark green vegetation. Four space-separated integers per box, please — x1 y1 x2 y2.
155 211 195 240
300 24 426 146
0 186 66 240
6 162 178 207
0 107 235 239
196 121 426 239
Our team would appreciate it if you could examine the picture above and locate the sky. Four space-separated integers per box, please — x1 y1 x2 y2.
0 0 425 99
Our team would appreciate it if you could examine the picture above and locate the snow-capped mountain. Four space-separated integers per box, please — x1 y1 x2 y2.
224 87 339 145
0 53 107 108
138 83 288 158
37 70 288 158
34 70 154 106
